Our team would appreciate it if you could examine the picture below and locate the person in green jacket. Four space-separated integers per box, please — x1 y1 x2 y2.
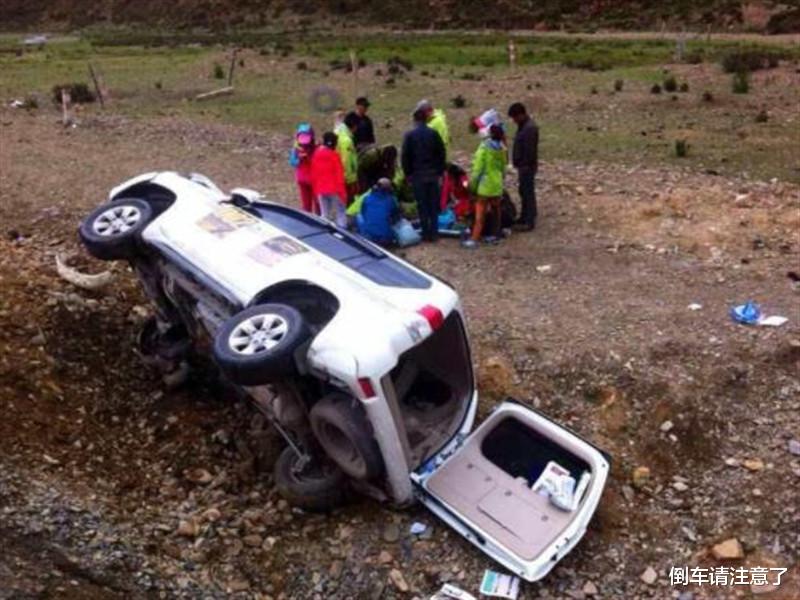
335 113 360 203
464 124 507 248
415 99 451 160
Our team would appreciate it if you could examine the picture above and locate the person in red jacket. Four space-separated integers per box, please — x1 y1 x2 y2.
310 132 348 228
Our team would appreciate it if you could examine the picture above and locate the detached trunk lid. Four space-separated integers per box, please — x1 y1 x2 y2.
411 401 610 582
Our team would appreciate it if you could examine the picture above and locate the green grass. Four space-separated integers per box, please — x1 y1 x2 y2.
1 30 798 182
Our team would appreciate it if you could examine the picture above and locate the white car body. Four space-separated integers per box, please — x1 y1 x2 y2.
96 172 609 582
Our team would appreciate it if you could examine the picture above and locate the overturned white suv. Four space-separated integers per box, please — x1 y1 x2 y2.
79 172 609 582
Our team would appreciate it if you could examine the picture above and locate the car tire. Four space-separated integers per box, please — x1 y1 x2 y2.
79 198 153 261
310 393 384 481
273 447 347 512
213 304 309 386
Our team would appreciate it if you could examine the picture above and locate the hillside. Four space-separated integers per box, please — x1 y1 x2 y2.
2 0 799 33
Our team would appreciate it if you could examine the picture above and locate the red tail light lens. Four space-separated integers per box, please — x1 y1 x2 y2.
417 305 444 331
358 377 376 398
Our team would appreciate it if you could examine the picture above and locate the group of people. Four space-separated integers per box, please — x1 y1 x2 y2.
288 95 539 249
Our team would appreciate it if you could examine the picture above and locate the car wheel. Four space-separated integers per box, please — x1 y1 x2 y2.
310 393 384 481
213 304 309 386
273 447 347 512
79 198 153 261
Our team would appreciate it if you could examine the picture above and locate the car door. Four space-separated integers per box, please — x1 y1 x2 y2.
410 401 610 582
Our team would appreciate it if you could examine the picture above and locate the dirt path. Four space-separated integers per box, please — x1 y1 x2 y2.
1 108 798 599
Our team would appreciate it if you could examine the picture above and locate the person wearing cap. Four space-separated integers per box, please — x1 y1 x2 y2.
401 102 447 242
346 97 376 151
463 123 507 249
507 101 539 231
353 178 400 246
334 113 360 203
288 123 318 214
415 99 451 160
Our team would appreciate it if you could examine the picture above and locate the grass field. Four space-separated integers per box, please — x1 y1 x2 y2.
2 30 798 182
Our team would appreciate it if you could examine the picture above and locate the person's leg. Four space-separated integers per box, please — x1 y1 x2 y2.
412 180 431 240
426 180 441 241
518 170 535 229
318 194 333 221
488 197 502 238
530 174 538 228
471 197 488 241
299 182 315 213
333 195 347 228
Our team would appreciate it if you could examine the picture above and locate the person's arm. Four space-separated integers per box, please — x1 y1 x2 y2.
401 134 413 179
529 124 539 171
366 117 376 144
469 145 485 192
432 130 446 175
522 124 538 169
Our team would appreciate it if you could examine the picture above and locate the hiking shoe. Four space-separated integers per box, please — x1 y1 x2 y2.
461 239 478 249
483 236 500 245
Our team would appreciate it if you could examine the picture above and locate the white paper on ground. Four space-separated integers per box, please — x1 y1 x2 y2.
758 315 788 327
688 303 703 311
479 570 520 600
429 583 478 600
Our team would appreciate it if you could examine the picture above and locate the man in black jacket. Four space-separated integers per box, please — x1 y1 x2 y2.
346 96 376 151
401 102 446 241
508 102 539 230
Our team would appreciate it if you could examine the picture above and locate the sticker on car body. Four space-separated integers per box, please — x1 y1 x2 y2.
247 235 309 267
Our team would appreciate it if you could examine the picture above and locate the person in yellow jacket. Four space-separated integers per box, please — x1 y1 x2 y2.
463 124 507 249
415 99 451 160
335 113 360 204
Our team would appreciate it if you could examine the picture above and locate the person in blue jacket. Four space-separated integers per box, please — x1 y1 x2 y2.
356 178 400 246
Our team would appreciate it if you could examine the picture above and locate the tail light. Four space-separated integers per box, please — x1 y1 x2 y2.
358 377 376 398
417 305 444 331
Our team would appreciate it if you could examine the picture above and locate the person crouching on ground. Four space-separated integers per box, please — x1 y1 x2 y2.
289 123 318 214
401 102 446 242
463 124 507 249
354 178 400 246
335 112 360 204
311 132 348 228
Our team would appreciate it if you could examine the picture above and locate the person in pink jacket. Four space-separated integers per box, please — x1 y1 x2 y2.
289 123 318 214
310 132 348 227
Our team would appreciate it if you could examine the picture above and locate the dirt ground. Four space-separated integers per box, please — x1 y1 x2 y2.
0 103 798 600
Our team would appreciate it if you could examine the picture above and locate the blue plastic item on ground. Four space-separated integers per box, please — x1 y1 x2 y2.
437 207 456 231
392 218 422 247
730 301 761 325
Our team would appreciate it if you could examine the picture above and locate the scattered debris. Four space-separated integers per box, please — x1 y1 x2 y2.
430 583 477 600
184 468 213 484
659 420 674 433
535 264 552 273
758 315 787 327
409 521 428 536
743 458 764 471
55 254 114 290
480 570 520 599
389 568 410 592
632 466 651 489
195 86 234 101
687 303 703 311
788 440 800 456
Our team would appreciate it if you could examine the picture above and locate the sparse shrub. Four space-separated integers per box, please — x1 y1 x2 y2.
154 80 162 90
52 83 95 104
358 58 367 68
685 50 704 64
238 58 245 68
387 63 401 75
212 63 225 79
755 109 769 123
421 70 429 76
460 72 484 81
590 86 598 95
388 55 413 71
385 77 395 86
296 61 308 70
451 94 467 108
259 48 270 56
702 90 714 102
663 75 678 92
22 95 38 109
679 82 689 93
374 68 383 76
563 58 610 71
732 71 750 94
675 139 688 157
650 83 662 94
328 58 348 71
721 50 783 73
614 79 624 92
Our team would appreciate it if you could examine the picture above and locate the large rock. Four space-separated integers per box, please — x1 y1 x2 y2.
711 538 744 560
